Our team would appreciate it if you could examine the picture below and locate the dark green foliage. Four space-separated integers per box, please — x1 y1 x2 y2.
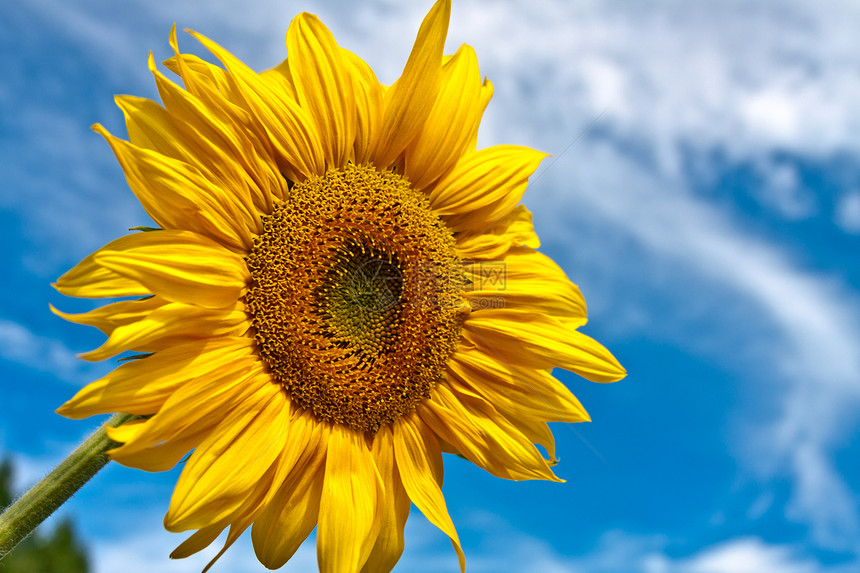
0 458 90 573
0 460 12 509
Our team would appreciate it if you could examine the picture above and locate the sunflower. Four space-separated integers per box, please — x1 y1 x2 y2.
53 0 625 571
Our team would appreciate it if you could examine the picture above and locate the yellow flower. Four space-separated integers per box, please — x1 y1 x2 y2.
54 1 626 571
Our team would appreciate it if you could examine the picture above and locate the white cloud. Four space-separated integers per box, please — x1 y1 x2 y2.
648 537 860 573
454 522 859 573
395 517 859 573
754 160 815 220
835 192 860 234
784 442 860 549
16 0 860 211
746 491 775 521
444 0 860 551
0 425 105 494
92 528 284 573
647 539 808 573
444 0 860 221
534 1 859 151
91 511 458 573
0 104 148 275
0 318 96 385
536 139 860 549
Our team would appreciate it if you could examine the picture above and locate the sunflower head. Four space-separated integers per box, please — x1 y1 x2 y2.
245 163 469 432
53 1 625 571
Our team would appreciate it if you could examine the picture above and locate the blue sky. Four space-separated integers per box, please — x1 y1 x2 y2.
2 0 860 571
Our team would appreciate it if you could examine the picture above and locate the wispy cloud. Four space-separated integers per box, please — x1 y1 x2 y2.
449 0 860 550
92 527 286 573
0 318 102 385
649 537 857 573
6 0 860 561
91 513 461 573
535 138 860 549
835 191 860 234
0 105 147 275
460 0 860 157
0 425 102 493
433 519 859 573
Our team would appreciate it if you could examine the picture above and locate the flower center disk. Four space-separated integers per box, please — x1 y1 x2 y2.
246 164 467 432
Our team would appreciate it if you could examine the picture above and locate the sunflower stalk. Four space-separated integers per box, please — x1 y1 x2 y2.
0 413 135 560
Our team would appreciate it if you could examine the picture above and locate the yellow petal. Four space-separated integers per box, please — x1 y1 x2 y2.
360 426 411 573
262 409 327 506
512 416 557 462
189 30 325 181
118 88 262 220
445 370 561 460
115 95 196 163
419 384 561 482
50 296 166 336
455 205 540 260
287 13 355 168
371 0 450 169
463 247 587 328
104 418 146 444
404 44 487 190
392 414 466 573
199 519 255 573
450 373 558 462
428 145 547 232
91 229 247 309
252 413 328 569
140 52 274 222
170 28 283 208
162 39 248 111
173 505 264 573
261 58 298 101
106 417 213 472
449 344 590 423
170 523 226 559
57 337 254 419
79 301 246 362
54 241 149 299
163 38 288 209
466 77 493 151
317 424 384 573
93 124 255 252
464 309 626 383
165 385 289 530
342 48 383 165
107 359 266 470
162 53 222 94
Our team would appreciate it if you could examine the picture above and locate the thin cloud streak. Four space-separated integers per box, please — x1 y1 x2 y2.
0 318 101 386
538 142 860 549
454 0 860 549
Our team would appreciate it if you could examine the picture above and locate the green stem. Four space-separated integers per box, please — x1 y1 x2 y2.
0 413 135 560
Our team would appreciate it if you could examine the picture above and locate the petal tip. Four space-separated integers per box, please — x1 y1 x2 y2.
55 402 74 418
